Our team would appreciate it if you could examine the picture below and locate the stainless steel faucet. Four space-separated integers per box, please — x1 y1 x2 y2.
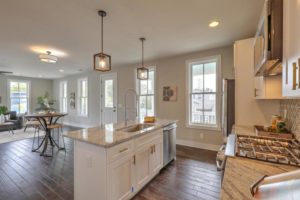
124 89 139 126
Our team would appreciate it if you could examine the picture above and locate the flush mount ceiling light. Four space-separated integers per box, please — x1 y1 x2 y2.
137 37 149 80
39 51 58 63
94 10 111 72
59 69 64 72
209 20 220 28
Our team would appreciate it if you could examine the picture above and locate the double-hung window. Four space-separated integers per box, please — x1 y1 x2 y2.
60 81 68 113
136 68 156 119
78 78 88 116
187 56 221 130
8 80 30 114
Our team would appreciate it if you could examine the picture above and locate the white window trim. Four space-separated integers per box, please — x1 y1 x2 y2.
186 55 222 131
59 81 68 113
135 66 157 118
7 79 31 114
77 77 88 117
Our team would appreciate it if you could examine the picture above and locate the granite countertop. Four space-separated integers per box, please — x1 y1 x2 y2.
221 125 299 199
221 157 298 200
63 119 177 148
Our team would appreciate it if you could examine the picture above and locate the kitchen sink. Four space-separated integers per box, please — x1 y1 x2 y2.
117 124 154 133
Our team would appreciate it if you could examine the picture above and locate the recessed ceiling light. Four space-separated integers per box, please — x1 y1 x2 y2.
38 75 43 78
59 69 64 72
209 20 220 28
39 51 58 63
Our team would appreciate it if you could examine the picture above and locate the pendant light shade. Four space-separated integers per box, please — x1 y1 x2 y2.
137 38 149 80
94 10 111 72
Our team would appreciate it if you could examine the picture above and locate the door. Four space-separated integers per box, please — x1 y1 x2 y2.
150 137 163 176
254 77 265 99
101 73 117 125
135 144 151 190
282 0 300 97
107 154 135 200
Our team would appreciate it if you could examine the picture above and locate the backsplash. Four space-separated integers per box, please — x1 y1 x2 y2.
280 99 300 140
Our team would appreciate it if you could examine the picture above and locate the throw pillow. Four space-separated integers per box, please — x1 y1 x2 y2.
0 115 4 124
4 114 10 121
9 111 17 120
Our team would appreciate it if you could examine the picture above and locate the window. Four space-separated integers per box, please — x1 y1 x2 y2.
136 68 156 120
8 80 30 114
78 78 88 116
60 81 68 113
187 56 221 129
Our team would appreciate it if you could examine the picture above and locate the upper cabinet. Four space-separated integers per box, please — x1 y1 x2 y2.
282 0 300 97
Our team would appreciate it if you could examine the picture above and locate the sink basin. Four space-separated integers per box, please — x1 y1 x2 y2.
118 124 154 133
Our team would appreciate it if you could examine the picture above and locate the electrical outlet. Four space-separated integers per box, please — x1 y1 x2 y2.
199 133 204 140
87 156 93 168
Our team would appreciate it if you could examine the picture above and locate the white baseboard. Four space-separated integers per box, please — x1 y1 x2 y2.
176 139 220 151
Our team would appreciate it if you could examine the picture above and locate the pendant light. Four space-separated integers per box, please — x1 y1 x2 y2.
94 10 111 72
137 37 149 80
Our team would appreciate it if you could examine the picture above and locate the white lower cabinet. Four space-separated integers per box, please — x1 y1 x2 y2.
135 143 151 191
74 128 164 200
149 138 163 176
107 154 135 200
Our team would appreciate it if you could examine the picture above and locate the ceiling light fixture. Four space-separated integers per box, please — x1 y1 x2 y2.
209 20 220 28
39 51 58 63
94 10 111 72
59 69 64 72
137 37 149 80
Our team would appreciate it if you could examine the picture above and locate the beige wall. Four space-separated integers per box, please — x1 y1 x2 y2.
0 75 53 113
53 45 234 149
117 45 234 149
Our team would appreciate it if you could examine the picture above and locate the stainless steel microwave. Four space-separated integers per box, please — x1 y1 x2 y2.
254 0 283 76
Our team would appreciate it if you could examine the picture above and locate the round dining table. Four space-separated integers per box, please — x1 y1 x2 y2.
24 113 67 156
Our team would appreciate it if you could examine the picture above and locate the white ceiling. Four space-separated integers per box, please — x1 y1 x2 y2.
0 0 264 79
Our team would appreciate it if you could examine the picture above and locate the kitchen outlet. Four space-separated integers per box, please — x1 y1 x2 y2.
87 156 93 168
199 133 204 140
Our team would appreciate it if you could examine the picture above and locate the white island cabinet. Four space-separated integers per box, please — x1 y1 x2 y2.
65 119 176 200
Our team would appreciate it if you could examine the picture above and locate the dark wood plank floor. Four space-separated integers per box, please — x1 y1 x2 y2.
0 128 221 200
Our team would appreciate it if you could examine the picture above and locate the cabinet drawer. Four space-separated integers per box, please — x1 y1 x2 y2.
107 140 134 163
135 129 163 149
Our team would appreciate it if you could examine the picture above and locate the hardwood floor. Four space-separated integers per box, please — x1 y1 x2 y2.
0 129 221 200
133 145 221 200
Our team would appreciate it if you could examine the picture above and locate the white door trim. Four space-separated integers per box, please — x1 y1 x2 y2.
100 72 118 125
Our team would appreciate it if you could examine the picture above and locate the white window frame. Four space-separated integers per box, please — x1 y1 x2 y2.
186 55 222 131
7 79 31 114
59 81 68 113
77 77 88 117
135 67 156 119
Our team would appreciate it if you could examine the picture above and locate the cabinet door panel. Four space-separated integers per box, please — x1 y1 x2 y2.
150 138 163 176
108 155 134 200
282 0 300 97
135 145 151 190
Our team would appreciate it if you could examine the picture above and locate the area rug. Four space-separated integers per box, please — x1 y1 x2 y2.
0 128 45 144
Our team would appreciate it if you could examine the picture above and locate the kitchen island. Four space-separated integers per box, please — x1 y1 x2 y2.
221 125 299 199
64 119 177 200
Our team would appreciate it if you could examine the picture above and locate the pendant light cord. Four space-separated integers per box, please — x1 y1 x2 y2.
142 39 144 67
101 14 104 54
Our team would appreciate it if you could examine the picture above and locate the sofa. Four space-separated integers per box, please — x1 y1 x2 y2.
0 111 23 131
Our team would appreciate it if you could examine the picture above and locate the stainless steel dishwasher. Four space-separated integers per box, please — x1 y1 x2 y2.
163 123 177 167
